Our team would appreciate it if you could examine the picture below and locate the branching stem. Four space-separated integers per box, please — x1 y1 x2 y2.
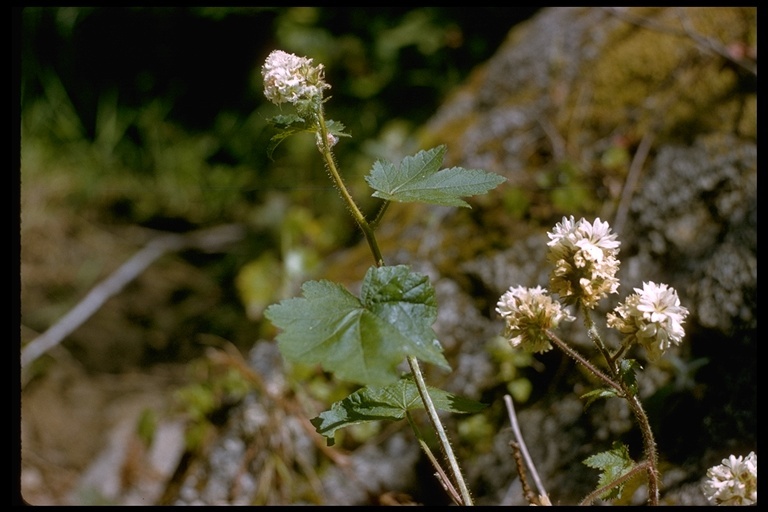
315 108 472 505
408 356 473 505
549 304 660 505
583 308 660 505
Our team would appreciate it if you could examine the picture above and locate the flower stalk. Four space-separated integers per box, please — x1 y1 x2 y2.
313 81 469 506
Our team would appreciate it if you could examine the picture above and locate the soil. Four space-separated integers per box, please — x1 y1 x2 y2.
19 162 204 505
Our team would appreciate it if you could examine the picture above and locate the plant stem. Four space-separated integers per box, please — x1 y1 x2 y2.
578 307 660 505
547 328 660 505
369 199 391 230
408 356 473 506
623 389 660 505
503 395 547 500
545 330 622 395
582 308 660 505
316 111 384 267
315 109 471 505
582 305 617 372
406 411 463 506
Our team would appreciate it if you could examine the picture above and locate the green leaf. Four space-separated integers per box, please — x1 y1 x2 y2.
618 359 642 396
580 387 620 409
365 145 506 207
265 115 350 159
269 114 309 130
311 376 487 445
325 119 351 140
264 265 450 386
266 115 312 159
583 442 636 501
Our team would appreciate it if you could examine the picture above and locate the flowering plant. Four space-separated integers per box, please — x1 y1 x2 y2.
497 216 692 505
259 49 753 506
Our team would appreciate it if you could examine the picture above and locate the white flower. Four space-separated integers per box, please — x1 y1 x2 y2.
546 216 621 308
262 50 330 108
701 451 757 505
607 281 689 361
496 285 575 353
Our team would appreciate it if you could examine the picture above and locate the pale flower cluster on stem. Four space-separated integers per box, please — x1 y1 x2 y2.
495 216 699 506
607 281 689 362
701 451 757 505
546 216 621 309
262 49 330 111
496 285 575 353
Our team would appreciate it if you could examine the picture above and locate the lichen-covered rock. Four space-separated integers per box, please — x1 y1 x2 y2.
627 135 756 333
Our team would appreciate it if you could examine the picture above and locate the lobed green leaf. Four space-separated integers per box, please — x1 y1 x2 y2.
264 265 450 387
583 442 636 501
365 145 506 207
310 376 487 445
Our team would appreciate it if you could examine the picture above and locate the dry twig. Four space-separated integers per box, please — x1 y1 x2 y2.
21 224 244 371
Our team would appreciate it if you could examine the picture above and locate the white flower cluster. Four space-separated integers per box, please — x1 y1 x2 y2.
496 285 575 353
262 50 330 108
701 451 757 505
607 281 689 361
498 217 690 361
546 216 621 309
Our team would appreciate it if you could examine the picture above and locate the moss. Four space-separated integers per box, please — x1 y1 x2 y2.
430 8 755 148
586 8 755 141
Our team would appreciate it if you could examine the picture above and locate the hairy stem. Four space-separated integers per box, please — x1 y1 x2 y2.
315 108 471 505
547 327 659 504
406 411 463 506
624 390 660 505
584 308 659 505
408 356 473 506
545 330 622 395
578 306 660 505
369 199 391 230
316 111 384 267
581 305 617 372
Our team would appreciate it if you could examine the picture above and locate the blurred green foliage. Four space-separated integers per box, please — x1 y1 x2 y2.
20 7 540 401
20 6 538 353
173 355 254 451
21 7 538 230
